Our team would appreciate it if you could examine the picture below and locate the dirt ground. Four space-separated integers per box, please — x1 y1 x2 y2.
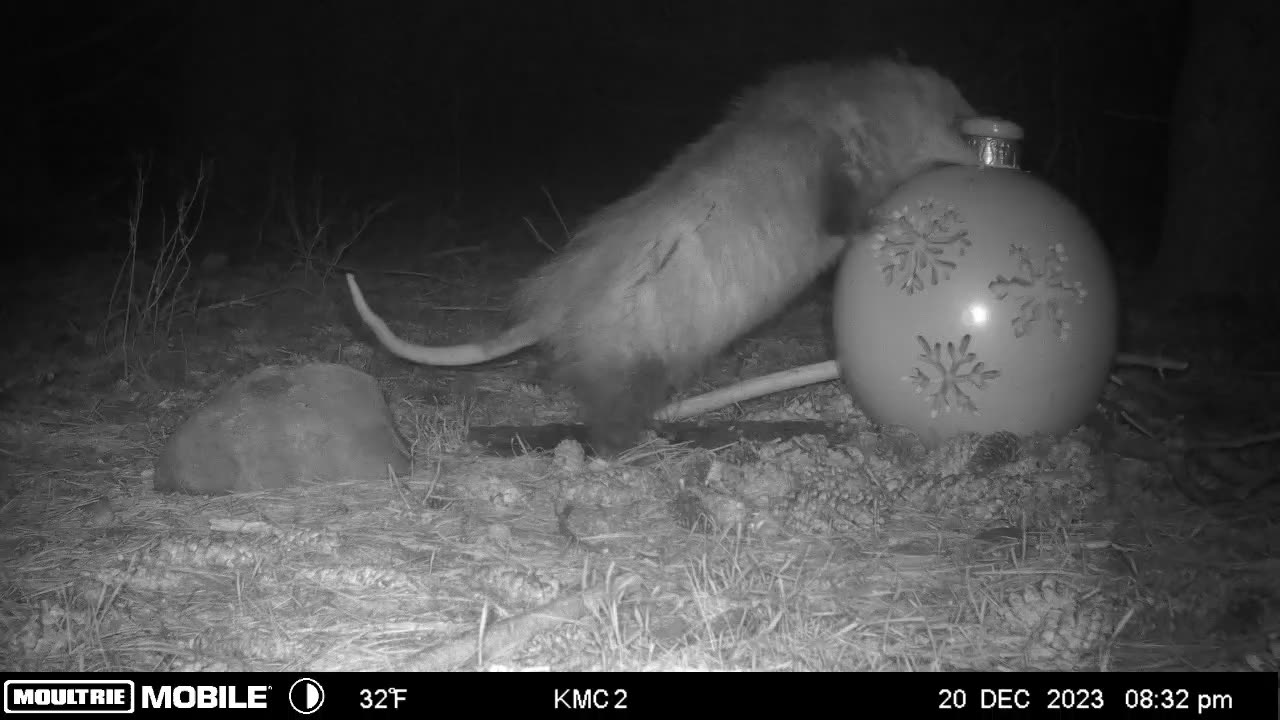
2 207 1278 673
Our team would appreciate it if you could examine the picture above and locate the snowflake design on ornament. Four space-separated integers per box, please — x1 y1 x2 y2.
904 334 1001 418
988 243 1087 341
871 199 971 296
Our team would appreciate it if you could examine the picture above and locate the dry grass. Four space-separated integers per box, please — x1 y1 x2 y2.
2 232 1278 674
0 446 1126 671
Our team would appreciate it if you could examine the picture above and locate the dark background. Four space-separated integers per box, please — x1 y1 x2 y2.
4 0 1275 294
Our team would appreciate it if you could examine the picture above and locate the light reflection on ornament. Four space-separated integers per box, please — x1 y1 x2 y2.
963 302 990 329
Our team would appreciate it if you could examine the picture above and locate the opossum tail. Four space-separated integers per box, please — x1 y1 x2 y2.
345 273 541 365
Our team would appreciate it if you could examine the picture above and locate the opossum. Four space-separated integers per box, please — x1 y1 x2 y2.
347 58 980 454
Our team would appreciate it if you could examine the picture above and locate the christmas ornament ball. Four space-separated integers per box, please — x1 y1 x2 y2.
834 135 1118 445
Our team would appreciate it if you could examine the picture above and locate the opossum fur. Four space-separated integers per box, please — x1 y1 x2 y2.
347 58 979 453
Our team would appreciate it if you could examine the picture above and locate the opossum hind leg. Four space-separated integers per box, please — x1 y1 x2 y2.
561 354 674 457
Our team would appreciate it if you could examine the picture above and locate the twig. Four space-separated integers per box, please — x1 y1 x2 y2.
1113 352 1188 371
522 216 557 254
541 185 571 239
331 265 457 285
1191 430 1280 450
403 571 642 671
427 305 505 312
422 245 482 259
1118 410 1156 439
199 287 304 312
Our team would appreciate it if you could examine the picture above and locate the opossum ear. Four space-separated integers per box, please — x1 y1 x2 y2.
819 161 858 237
818 146 879 238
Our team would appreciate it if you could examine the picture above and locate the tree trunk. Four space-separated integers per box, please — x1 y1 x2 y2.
1156 0 1280 297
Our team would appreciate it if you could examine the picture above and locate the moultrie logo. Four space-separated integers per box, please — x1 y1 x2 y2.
4 679 134 714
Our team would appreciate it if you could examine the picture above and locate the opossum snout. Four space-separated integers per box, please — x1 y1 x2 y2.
924 128 981 169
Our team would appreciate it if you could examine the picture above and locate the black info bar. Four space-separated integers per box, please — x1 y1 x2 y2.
3 672 1275 718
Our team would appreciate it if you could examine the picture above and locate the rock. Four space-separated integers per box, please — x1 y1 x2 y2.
154 363 409 494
